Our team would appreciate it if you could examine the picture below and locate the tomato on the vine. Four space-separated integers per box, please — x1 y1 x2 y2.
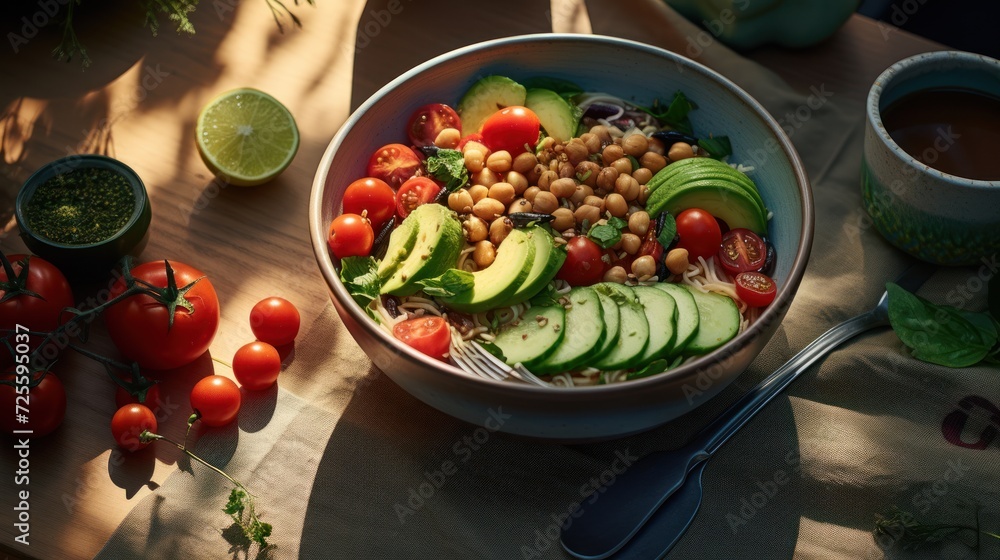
342 177 396 230
480 106 540 155
115 380 163 412
232 341 281 391
105 260 220 371
249 297 300 347
327 213 374 259
557 236 605 286
111 404 157 451
718 228 767 276
407 103 461 146
395 177 441 218
392 316 450 361
735 271 777 308
190 375 241 427
675 208 723 261
1 254 74 367
0 370 66 438
366 143 422 188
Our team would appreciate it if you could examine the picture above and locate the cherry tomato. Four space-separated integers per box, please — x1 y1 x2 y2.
557 236 605 286
115 379 163 412
675 208 723 261
327 213 374 259
735 271 777 308
392 316 451 361
111 404 157 451
0 254 74 367
190 375 241 427
105 260 220 371
343 177 396 230
249 297 301 346
718 228 767 276
480 106 540 155
366 143 422 188
0 370 66 438
407 103 462 146
232 341 281 391
395 176 441 218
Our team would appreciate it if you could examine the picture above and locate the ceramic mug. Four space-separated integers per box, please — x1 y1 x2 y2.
862 50 1000 266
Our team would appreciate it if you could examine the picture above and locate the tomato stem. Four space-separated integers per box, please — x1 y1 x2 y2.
141 430 245 489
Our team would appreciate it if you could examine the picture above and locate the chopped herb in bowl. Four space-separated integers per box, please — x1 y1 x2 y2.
24 167 136 245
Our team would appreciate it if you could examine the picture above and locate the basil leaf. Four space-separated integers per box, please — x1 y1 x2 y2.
529 284 561 308
886 282 996 367
607 216 627 230
698 136 733 159
416 269 475 297
663 91 694 135
588 218 627 249
476 340 507 362
657 212 677 249
989 271 1000 322
340 256 380 308
424 149 468 191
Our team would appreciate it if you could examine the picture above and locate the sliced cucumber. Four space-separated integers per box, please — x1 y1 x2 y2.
457 75 527 135
534 287 605 374
649 282 700 355
632 286 677 364
682 285 740 354
591 286 621 362
593 284 649 371
493 305 566 369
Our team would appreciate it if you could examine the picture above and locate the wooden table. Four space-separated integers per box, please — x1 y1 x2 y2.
0 2 945 558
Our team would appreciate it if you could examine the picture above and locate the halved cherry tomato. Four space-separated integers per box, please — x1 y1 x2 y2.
343 177 396 230
392 316 450 361
718 228 767 276
327 213 374 259
367 143 422 188
407 103 462 146
395 177 441 218
557 236 605 286
480 106 540 155
675 208 722 261
735 271 777 308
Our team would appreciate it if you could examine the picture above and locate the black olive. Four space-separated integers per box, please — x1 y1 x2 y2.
654 211 667 238
508 212 556 228
433 187 451 205
417 145 441 158
381 295 401 318
761 241 777 276
370 217 396 260
655 259 669 281
651 130 699 146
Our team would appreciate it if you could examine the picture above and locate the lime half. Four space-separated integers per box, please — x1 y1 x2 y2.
196 88 300 186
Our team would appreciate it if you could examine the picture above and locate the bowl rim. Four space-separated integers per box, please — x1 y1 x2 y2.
15 154 150 249
309 32 814 396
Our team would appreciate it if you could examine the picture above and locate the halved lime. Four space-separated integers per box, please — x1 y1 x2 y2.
195 88 300 186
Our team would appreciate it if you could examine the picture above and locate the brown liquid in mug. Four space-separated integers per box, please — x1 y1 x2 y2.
880 87 1000 181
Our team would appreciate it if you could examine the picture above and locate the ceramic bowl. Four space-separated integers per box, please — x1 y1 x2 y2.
309 34 813 440
863 50 1000 266
15 154 152 279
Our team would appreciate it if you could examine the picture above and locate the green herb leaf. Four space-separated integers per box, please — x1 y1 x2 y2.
529 284 561 308
588 224 622 249
887 283 997 367
626 155 640 172
424 149 468 191
416 269 475 297
594 283 628 306
340 256 381 308
476 340 507 362
698 136 733 159
657 212 677 248
522 77 584 99
663 91 694 135
627 359 669 380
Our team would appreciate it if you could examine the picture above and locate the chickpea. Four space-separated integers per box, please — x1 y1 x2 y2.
448 189 474 213
668 142 695 161
615 174 641 201
575 161 600 187
468 184 488 203
603 266 628 284
523 186 541 203
589 124 613 146
558 161 576 179
509 198 532 214
532 191 559 214
596 167 619 191
631 255 657 278
434 127 461 149
550 207 575 231
628 211 651 237
605 193 628 218
537 169 559 190
637 184 651 205
570 184 593 205
488 182 516 206
602 144 624 166
473 197 505 221
620 233 641 255
489 216 514 246
464 149 485 173
527 163 545 184
462 140 489 156
574 204 601 225
580 132 601 154
622 133 649 157
611 157 633 176
583 195 605 213
506 170 528 194
632 167 653 185
666 248 690 275
512 152 538 174
549 177 577 199
486 150 513 173
473 240 496 268
647 136 666 155
564 138 589 165
640 151 667 173
463 216 488 242
472 168 500 188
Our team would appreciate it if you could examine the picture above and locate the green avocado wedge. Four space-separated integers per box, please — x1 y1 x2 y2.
646 177 768 235
457 75 527 135
508 227 566 306
439 228 536 313
380 204 464 296
376 214 419 281
524 88 578 143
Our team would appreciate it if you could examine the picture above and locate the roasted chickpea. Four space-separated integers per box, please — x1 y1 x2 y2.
464 149 485 173
462 140 489 155
508 198 532 214
434 127 461 149
570 184 593 205
527 163 546 184
589 124 612 146
620 233 641 255
564 138 589 165
615 174 641 201
575 161 600 187
538 169 559 190
631 255 657 278
602 144 624 166
463 216 488 242
668 142 695 161
558 161 576 179
628 211 651 237
532 191 559 214
512 152 538 174
622 133 648 157
549 177 577 199
506 170 528 194
523 186 541 203
550 207 575 231
468 184 488 203
583 195 605 213
611 157 633 176
448 189 474 213
666 248 690 275
605 193 628 218
473 240 496 268
647 136 666 155
639 151 667 173
596 167 619 191
486 150 513 173
488 182 516 206
472 197 505 221
574 204 601 225
489 216 514 246
632 167 653 185
473 168 501 188
603 266 628 284
637 184 651 205
580 132 601 154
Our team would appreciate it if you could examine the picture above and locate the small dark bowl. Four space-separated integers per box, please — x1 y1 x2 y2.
15 155 152 279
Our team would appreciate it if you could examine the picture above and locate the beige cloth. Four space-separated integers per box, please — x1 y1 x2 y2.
97 2 1000 559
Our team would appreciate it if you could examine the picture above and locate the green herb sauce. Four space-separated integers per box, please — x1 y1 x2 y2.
25 167 135 245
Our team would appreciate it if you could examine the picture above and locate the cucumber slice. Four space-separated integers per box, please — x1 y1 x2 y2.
534 287 605 374
457 75 527 135
593 284 649 371
592 286 621 362
649 282 700 355
633 286 677 364
492 305 566 369
682 285 740 354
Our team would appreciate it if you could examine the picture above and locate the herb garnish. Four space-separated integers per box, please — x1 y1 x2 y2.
417 269 475 297
697 136 733 159
339 256 381 308
424 149 469 191
588 216 628 249
637 91 695 135
25 167 135 245
656 212 677 249
874 506 1000 551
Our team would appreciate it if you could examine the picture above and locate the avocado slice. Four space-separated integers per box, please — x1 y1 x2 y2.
457 75 527 135
376 215 419 281
646 177 769 234
647 157 767 219
508 227 566 306
439 228 536 313
492 305 566 369
524 88 578 143
380 204 464 296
